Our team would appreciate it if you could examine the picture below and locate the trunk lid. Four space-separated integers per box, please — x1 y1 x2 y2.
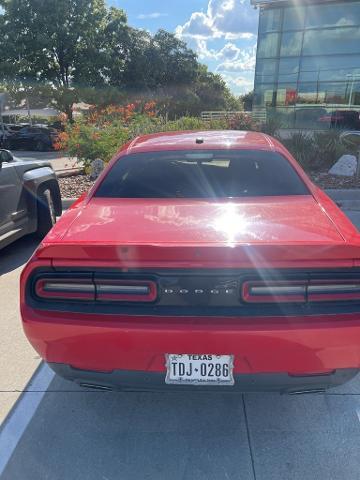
40 196 360 269
60 196 344 245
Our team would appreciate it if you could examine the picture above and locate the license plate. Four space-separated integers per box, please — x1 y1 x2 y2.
165 354 234 386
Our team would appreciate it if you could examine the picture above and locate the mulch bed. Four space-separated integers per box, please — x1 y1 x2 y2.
309 172 360 190
58 171 360 200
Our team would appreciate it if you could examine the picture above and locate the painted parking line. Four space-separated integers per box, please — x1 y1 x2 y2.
0 363 54 476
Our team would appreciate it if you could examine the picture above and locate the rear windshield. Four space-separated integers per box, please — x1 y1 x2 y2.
95 149 309 199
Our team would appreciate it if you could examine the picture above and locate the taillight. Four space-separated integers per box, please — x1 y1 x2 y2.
95 279 157 303
242 279 360 303
34 276 157 303
242 281 306 303
307 280 360 302
35 278 95 300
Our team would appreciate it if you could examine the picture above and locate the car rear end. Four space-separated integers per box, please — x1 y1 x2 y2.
20 133 360 392
20 241 360 393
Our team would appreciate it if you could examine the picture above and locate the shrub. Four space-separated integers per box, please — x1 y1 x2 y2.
60 119 131 167
282 132 314 170
312 129 348 170
261 114 283 138
58 102 160 167
227 112 258 131
282 129 349 172
59 103 261 167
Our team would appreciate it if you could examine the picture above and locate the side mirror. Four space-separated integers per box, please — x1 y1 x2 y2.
0 149 14 170
0 149 14 165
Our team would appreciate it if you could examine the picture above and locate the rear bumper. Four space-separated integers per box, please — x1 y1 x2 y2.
48 363 359 393
22 308 360 375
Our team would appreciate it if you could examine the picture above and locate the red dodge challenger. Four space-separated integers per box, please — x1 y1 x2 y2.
21 130 360 393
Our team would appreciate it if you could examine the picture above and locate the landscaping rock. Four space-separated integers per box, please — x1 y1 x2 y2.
59 174 95 198
90 158 105 180
329 154 357 177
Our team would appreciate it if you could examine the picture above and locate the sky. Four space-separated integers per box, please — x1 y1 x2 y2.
108 0 259 95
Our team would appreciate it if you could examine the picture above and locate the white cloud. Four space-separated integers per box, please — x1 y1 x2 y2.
175 12 215 39
175 0 258 40
218 42 241 60
221 73 254 93
175 1 258 94
196 40 241 61
137 12 169 19
216 45 256 72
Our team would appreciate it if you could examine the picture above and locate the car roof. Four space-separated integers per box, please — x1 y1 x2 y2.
127 130 275 154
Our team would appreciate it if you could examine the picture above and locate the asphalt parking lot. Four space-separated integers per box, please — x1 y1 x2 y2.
0 213 360 479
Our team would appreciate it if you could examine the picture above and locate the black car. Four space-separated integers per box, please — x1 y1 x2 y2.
318 110 360 130
4 126 59 151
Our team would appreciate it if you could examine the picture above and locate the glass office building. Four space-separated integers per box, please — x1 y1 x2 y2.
251 0 360 129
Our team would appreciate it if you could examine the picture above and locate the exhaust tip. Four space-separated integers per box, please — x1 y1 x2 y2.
287 388 326 395
79 383 113 391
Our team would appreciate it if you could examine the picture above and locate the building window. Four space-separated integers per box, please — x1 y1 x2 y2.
276 83 298 106
297 83 322 104
299 55 360 82
254 84 275 107
259 8 282 33
283 6 306 31
278 58 300 83
255 59 278 83
294 107 328 129
306 2 360 29
303 27 360 56
253 0 360 127
257 33 280 58
280 31 303 57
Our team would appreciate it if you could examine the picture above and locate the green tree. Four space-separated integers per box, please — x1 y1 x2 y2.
240 90 254 111
0 0 109 87
0 0 118 119
0 0 238 119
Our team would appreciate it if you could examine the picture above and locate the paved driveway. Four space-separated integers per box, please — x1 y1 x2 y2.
0 219 360 479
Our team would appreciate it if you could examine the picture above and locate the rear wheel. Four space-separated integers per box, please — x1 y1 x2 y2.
36 188 56 238
35 139 47 151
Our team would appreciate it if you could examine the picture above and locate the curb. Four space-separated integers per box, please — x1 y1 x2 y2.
56 168 83 178
325 189 360 211
62 198 77 210
325 189 360 200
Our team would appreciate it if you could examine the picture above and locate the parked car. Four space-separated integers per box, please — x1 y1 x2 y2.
6 123 29 131
318 110 360 130
0 149 61 249
21 130 360 393
4 126 59 151
0 124 16 147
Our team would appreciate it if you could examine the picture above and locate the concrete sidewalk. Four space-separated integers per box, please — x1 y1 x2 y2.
15 151 80 174
325 189 360 228
0 237 42 421
1 363 359 480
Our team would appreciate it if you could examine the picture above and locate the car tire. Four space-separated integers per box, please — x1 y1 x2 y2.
36 188 56 238
35 140 47 152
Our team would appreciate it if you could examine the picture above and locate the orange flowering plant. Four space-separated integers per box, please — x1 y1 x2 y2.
57 100 258 168
57 101 159 167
